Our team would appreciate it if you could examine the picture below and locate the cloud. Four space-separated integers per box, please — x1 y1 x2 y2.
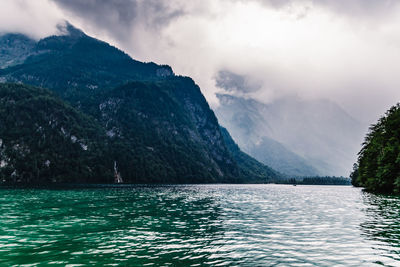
2 0 400 175
0 0 64 39
52 0 185 42
117 0 400 122
2 0 400 123
215 70 261 95
250 0 396 18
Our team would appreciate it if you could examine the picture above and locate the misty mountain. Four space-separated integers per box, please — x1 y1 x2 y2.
215 93 366 177
220 127 280 182
0 23 173 101
0 23 280 183
216 94 319 176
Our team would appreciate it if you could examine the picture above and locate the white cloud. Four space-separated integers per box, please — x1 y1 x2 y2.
130 0 400 123
0 0 64 39
3 0 400 123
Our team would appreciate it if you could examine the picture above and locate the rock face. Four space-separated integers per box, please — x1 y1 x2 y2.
0 24 280 183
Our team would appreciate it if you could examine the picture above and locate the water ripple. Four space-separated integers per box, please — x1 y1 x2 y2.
0 185 399 266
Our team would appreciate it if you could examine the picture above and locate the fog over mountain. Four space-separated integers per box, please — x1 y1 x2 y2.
214 70 367 176
1 0 399 175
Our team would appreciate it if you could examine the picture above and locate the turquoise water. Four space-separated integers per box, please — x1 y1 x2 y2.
0 185 399 266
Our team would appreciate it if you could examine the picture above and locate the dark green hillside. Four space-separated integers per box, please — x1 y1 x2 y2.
0 83 242 184
220 127 279 182
0 83 112 183
351 104 400 193
0 23 173 103
93 81 240 183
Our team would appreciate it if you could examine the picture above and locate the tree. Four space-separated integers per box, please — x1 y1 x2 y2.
354 103 400 193
350 163 359 187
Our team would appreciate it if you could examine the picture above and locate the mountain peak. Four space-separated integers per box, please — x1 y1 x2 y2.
56 21 86 38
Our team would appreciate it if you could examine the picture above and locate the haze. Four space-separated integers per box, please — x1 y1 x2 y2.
1 0 399 176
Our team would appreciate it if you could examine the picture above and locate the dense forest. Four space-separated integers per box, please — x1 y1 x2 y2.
351 104 400 193
0 81 251 184
0 83 112 183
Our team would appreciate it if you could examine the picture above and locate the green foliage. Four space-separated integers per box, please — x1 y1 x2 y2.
0 28 281 184
301 176 351 185
0 83 112 183
353 103 400 193
94 81 240 183
350 163 359 187
281 176 350 185
1 31 172 102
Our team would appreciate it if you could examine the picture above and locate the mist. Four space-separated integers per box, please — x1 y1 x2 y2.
2 0 400 175
2 0 400 123
48 0 400 124
0 0 64 39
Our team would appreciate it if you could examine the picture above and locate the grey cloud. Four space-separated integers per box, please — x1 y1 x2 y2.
2 0 398 175
54 0 136 25
51 0 399 47
139 1 185 29
52 0 137 40
0 0 63 39
314 0 394 15
52 0 184 40
215 70 261 94
48 0 400 124
252 0 396 17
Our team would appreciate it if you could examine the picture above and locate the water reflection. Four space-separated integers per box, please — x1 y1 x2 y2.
361 192 400 264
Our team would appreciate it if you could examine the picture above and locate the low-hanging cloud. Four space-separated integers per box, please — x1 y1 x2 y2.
0 0 64 39
52 0 185 42
2 0 400 123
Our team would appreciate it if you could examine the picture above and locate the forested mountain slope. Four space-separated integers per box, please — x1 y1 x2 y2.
0 23 280 183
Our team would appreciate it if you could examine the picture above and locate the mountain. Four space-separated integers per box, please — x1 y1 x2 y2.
0 23 173 102
245 137 319 177
215 94 319 176
0 23 280 183
0 33 36 69
215 93 366 176
220 127 281 183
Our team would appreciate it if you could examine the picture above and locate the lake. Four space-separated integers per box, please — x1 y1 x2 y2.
0 184 399 266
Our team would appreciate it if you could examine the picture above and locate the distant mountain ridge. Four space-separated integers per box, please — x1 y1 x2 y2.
216 94 319 176
215 93 365 177
0 23 280 183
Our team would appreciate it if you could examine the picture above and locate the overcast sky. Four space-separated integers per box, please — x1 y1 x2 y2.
1 0 400 123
